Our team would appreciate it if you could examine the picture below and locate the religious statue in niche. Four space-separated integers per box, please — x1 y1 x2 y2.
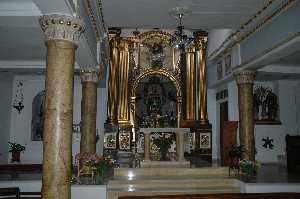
31 90 46 141
262 137 274 149
253 86 279 123
136 75 177 128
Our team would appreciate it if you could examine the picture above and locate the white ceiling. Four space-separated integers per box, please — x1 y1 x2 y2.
102 0 269 29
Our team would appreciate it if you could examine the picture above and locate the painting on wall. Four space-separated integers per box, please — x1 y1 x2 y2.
31 90 46 141
253 85 281 124
217 61 223 80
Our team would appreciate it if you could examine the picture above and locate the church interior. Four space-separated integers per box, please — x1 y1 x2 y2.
0 0 300 198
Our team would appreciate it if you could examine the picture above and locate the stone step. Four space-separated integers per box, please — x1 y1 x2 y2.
108 187 241 199
108 178 238 190
114 167 229 178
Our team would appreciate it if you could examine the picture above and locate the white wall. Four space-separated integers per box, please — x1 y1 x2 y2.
207 29 233 56
213 79 300 164
255 80 300 163
0 73 14 164
8 74 107 164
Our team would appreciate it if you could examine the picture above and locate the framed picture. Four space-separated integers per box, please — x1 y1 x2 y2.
224 54 231 75
119 131 131 150
199 132 211 149
217 61 223 80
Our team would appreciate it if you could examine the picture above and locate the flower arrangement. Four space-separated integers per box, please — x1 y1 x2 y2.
239 159 259 177
153 135 173 160
227 145 244 169
8 142 26 152
76 153 114 184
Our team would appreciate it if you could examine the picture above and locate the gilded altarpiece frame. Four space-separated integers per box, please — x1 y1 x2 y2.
129 31 183 145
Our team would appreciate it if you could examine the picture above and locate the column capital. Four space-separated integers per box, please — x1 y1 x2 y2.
193 31 208 50
39 14 84 45
234 70 256 84
80 68 99 83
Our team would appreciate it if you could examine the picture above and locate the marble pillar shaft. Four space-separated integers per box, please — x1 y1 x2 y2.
117 40 130 123
176 133 185 161
42 40 75 199
184 47 196 121
144 133 150 161
80 81 97 153
107 37 119 123
40 14 84 199
234 71 256 161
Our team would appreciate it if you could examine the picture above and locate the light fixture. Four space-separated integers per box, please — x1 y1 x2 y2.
169 6 194 49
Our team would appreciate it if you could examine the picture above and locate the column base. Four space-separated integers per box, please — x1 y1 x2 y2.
140 160 190 168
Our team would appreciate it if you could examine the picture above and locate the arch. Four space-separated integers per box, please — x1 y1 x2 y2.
129 68 182 132
131 68 182 98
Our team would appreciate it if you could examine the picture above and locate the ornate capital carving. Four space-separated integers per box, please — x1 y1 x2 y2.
39 14 84 45
80 68 99 83
234 70 256 84
193 31 208 50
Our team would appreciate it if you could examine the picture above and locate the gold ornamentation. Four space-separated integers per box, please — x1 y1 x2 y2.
130 68 182 132
234 70 256 84
80 68 99 82
139 30 172 44
39 14 84 45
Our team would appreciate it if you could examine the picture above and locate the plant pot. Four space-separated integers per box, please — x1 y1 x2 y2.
11 151 21 163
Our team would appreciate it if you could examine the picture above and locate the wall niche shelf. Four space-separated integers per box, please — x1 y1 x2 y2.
255 120 282 125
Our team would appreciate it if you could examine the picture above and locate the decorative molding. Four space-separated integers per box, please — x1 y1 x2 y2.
80 67 99 82
39 14 84 45
208 0 297 60
83 0 100 41
236 31 300 71
233 70 256 84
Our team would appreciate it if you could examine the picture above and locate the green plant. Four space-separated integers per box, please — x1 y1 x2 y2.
8 142 26 152
153 136 173 160
227 145 244 159
239 159 259 177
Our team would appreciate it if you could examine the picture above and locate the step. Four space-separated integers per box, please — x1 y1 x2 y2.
108 187 241 199
108 178 238 190
114 167 229 178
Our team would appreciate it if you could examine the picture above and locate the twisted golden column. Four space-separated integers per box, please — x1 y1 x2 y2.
194 32 208 124
117 39 131 123
107 32 120 123
183 46 196 121
234 70 256 161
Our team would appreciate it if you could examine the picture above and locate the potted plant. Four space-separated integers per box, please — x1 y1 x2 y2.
227 145 244 168
8 142 25 163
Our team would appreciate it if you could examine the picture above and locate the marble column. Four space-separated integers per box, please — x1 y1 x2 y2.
80 68 99 153
39 15 84 199
144 133 151 161
176 132 185 161
234 70 256 161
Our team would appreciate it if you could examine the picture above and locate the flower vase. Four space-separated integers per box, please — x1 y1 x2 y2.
11 151 21 163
